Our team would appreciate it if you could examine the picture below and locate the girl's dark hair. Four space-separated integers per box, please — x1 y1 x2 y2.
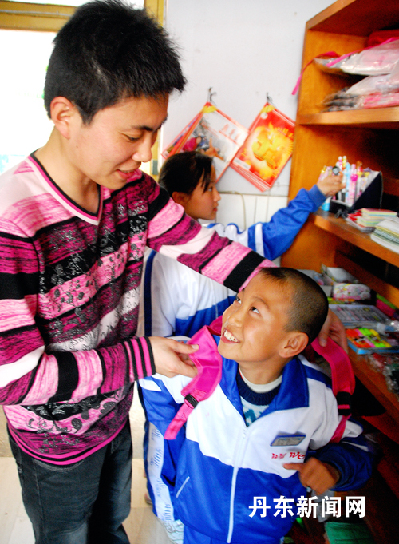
259 268 329 344
44 0 186 123
159 151 214 196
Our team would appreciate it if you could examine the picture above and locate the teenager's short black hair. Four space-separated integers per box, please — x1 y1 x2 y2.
44 0 186 123
159 151 214 196
259 268 329 344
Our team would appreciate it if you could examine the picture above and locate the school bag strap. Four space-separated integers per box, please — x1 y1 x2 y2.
164 318 355 443
164 318 223 439
311 337 355 443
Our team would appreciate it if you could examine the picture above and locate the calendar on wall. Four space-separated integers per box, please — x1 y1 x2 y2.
162 102 248 182
231 103 294 192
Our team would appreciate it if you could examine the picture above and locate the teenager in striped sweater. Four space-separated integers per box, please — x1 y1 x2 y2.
0 2 274 543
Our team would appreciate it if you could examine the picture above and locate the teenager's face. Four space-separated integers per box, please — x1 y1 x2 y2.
68 95 168 190
219 273 292 379
183 167 220 221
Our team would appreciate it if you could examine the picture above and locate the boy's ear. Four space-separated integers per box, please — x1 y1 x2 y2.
279 332 308 358
171 191 189 207
49 97 78 139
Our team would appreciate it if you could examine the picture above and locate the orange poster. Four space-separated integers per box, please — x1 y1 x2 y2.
231 103 295 192
162 103 248 183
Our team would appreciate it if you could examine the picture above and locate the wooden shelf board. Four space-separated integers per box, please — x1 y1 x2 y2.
307 0 399 37
312 211 399 268
297 107 399 128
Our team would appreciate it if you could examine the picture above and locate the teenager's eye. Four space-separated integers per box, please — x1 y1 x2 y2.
126 135 140 142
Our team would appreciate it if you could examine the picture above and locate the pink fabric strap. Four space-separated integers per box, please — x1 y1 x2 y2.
164 322 223 439
311 337 355 443
165 320 354 444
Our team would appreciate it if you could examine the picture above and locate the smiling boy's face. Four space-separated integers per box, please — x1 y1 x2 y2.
218 273 298 384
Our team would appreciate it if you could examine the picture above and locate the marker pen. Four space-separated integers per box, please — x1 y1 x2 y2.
345 163 351 204
348 164 357 207
332 164 342 201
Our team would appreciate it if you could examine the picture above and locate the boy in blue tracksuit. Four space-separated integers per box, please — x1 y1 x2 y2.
137 151 345 542
140 268 373 544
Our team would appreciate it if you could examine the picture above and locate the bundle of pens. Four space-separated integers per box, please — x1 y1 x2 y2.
319 156 380 213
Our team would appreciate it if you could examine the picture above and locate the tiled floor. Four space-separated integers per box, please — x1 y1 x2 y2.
0 387 171 544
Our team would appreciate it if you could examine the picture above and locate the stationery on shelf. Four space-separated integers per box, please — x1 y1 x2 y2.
319 156 383 214
371 216 399 253
329 304 390 329
346 327 399 354
346 208 397 232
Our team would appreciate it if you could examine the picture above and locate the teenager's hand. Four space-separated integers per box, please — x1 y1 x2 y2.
283 458 340 495
317 309 348 352
317 173 345 197
149 336 198 378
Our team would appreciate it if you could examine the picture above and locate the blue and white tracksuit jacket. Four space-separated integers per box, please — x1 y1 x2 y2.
140 345 373 544
138 186 326 339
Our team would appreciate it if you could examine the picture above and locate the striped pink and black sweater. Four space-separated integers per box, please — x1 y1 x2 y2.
0 155 269 464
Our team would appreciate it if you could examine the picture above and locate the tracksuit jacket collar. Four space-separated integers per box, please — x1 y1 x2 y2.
215 336 310 420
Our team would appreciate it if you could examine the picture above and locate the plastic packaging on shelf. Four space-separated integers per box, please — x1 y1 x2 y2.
340 40 399 76
347 62 399 96
321 55 399 112
322 89 362 112
367 352 399 371
384 361 399 397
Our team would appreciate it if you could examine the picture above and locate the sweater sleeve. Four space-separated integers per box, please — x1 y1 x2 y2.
146 187 273 293
0 228 155 407
208 186 325 260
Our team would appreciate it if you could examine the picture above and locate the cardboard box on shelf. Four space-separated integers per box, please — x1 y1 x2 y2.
322 265 371 301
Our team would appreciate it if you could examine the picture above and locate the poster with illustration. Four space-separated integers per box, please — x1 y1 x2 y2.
231 103 294 192
162 102 248 182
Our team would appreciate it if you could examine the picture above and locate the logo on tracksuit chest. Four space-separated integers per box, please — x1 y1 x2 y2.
270 433 306 447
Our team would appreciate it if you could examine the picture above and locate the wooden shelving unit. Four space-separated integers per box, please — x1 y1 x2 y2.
297 107 399 128
281 1 399 541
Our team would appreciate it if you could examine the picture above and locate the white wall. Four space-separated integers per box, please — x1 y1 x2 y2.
162 0 333 230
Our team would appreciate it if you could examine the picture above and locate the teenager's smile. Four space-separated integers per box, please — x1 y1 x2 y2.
117 167 141 181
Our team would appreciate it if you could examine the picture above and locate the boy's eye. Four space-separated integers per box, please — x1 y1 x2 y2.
235 294 241 304
250 306 260 314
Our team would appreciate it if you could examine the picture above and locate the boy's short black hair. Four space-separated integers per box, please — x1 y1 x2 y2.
259 268 329 344
44 0 186 123
159 151 214 196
